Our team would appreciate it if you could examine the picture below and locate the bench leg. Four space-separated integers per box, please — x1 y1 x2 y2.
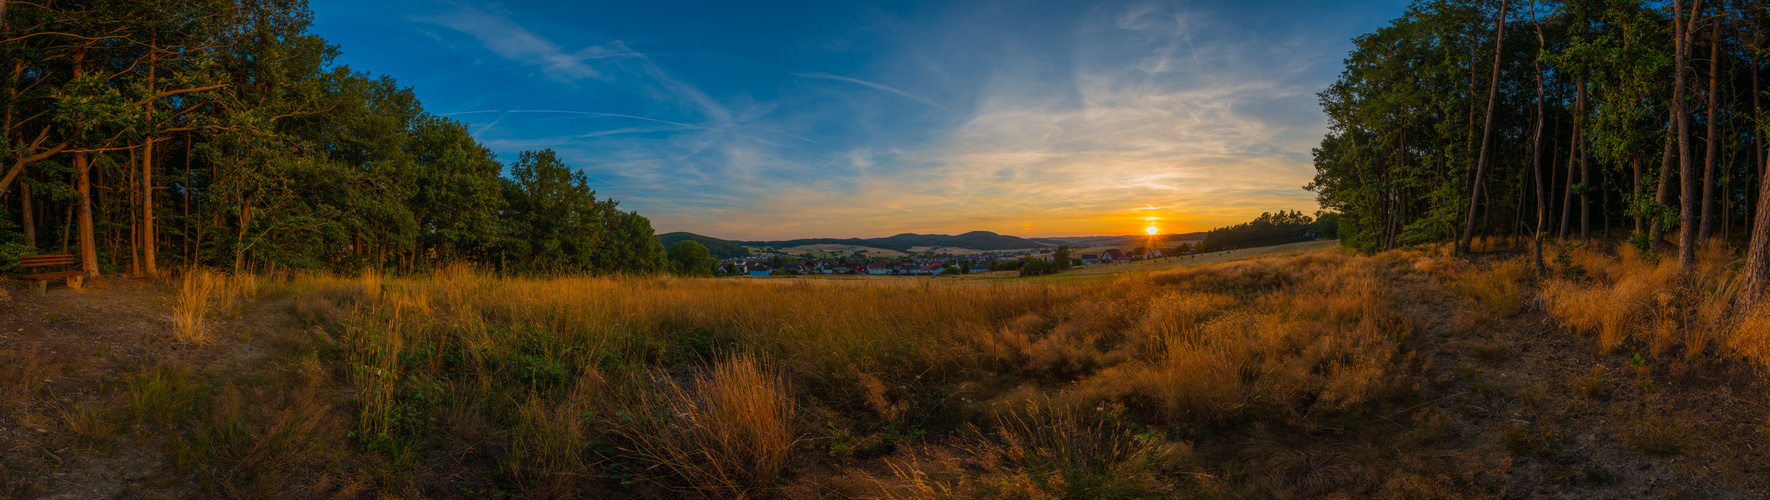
66 276 83 290
31 280 48 295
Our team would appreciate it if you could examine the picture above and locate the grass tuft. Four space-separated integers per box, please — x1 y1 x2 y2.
622 355 797 497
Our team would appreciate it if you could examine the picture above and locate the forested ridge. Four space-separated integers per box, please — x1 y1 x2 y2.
0 0 668 277
1310 0 1770 309
1198 210 1338 252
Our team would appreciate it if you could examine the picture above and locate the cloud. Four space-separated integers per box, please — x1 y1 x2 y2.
417 5 624 81
375 0 1369 240
643 1 1328 240
791 72 948 110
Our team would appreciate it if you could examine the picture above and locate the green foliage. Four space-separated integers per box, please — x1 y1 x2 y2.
0 2 667 277
668 240 718 277
658 232 751 259
1308 0 1763 253
1018 255 1064 277
1199 210 1321 252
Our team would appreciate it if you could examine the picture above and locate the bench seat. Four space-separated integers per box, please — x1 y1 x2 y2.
22 270 85 280
16 253 84 294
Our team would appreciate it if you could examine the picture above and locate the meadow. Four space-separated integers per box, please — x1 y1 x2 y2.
5 238 1770 498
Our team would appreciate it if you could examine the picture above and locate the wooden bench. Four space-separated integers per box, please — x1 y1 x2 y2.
19 254 84 294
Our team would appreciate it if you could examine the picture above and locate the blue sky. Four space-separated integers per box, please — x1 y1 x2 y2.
309 0 1412 240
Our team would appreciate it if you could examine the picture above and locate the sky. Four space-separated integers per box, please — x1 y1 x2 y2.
308 0 1413 240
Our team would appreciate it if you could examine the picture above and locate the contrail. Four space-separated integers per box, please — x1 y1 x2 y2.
440 110 501 116
507 109 715 131
792 72 948 110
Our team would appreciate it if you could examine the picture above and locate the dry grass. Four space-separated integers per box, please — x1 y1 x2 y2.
1729 308 1770 371
879 397 1193 499
170 267 271 344
1449 258 1527 317
621 355 797 497
172 269 225 344
0 348 49 408
1538 241 1733 355
93 247 1439 497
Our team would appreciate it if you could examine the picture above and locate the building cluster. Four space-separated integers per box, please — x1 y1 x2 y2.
719 245 1179 277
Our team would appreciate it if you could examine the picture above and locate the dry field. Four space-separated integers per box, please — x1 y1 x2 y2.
3 237 1770 498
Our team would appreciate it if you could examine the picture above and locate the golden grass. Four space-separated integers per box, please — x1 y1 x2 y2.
621 355 797 496
880 397 1192 499
172 269 225 344
135 247 1432 497
1538 240 1741 357
1449 259 1527 317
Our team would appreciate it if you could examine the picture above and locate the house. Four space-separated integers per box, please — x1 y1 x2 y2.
1101 249 1126 263
1080 254 1100 265
969 261 993 273
746 263 773 277
866 262 891 275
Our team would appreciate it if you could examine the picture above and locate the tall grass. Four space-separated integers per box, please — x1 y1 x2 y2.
1538 241 1739 357
172 269 225 344
172 267 272 344
621 355 797 496
159 250 1426 497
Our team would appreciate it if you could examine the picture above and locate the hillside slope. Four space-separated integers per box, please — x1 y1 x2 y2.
657 232 752 259
741 231 1048 252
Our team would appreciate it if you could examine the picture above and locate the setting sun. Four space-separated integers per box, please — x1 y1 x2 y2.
1145 225 1159 235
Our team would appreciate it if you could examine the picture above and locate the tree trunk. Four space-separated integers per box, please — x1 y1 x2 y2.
1701 16 1720 241
20 177 33 248
1531 0 1548 275
1562 131 1577 239
60 200 71 254
76 153 98 277
183 133 191 264
142 34 159 278
1633 154 1643 236
1460 0 1508 254
234 201 251 273
141 138 156 277
1579 81 1590 242
128 147 140 276
1651 108 1677 245
1676 0 1704 274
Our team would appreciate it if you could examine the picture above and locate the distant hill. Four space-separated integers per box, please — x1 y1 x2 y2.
657 232 752 259
1030 232 1206 248
739 231 1049 252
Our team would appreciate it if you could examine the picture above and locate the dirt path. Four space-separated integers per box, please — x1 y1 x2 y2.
0 277 302 499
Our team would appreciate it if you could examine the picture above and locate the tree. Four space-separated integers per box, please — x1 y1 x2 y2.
1674 0 1702 275
668 240 716 277
0 1 669 279
1460 0 1508 254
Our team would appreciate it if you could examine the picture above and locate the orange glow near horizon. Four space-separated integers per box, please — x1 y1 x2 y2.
1144 224 1159 235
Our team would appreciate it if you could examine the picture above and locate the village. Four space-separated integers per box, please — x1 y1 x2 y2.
718 243 1199 276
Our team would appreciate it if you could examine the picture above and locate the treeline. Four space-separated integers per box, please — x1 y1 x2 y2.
1198 210 1338 252
1309 0 1770 307
0 0 666 276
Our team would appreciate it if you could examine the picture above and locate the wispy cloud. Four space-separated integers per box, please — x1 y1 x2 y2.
439 109 500 116
417 5 626 81
643 1 1330 239
338 0 1392 240
792 72 947 110
507 109 715 131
